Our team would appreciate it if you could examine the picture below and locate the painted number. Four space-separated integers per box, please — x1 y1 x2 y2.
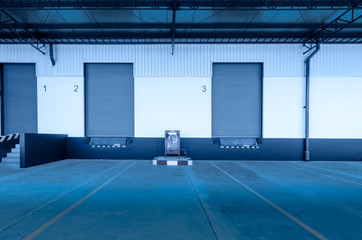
74 85 79 92
202 85 207 92
43 85 46 92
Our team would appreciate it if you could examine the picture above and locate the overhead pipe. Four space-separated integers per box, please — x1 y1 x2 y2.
304 43 320 161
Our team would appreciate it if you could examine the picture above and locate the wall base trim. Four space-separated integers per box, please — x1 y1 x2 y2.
67 138 362 161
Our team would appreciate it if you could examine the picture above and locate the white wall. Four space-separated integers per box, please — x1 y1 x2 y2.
37 77 84 137
135 77 211 138
310 77 362 138
1 44 362 139
263 77 305 138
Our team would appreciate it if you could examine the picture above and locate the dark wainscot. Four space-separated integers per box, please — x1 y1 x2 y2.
20 133 68 168
67 137 362 161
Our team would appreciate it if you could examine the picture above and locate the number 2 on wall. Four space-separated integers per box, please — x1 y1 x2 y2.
74 85 79 92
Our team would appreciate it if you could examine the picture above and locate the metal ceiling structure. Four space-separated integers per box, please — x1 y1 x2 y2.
0 0 361 51
0 0 361 10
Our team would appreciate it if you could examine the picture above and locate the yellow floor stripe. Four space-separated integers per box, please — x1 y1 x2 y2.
209 162 328 240
23 161 136 240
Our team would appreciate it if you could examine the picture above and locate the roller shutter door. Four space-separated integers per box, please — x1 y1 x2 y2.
85 63 134 137
212 63 262 137
2 64 37 134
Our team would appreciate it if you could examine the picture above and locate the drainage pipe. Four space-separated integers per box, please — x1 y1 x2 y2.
49 44 56 66
304 44 320 161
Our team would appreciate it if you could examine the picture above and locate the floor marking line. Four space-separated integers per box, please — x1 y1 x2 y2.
293 163 362 181
234 161 362 216
209 162 328 240
0 160 74 182
186 169 219 240
23 161 136 240
277 162 362 187
0 161 127 233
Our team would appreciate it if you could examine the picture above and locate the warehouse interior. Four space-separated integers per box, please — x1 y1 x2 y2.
0 1 362 239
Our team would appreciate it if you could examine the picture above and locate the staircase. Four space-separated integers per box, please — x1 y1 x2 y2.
2 144 20 164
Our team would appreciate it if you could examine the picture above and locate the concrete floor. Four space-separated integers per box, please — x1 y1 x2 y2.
0 160 361 240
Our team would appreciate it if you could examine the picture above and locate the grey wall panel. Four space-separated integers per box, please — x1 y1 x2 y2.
212 63 262 137
85 63 134 137
3 64 37 134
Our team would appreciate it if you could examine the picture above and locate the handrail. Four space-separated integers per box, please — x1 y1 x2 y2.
0 133 20 143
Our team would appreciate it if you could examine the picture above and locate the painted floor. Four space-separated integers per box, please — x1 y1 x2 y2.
0 160 361 240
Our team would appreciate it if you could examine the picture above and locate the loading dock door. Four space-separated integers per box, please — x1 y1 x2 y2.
2 64 38 135
85 63 134 137
212 63 262 137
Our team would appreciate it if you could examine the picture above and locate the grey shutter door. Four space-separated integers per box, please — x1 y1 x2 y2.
3 64 38 134
212 63 262 137
85 63 134 137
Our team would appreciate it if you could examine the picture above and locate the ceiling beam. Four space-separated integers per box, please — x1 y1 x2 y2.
4 23 362 30
0 0 361 10
303 0 362 51
0 10 46 54
2 37 360 44
1 30 361 40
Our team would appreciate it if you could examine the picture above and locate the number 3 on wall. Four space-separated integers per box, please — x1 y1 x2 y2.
202 85 207 92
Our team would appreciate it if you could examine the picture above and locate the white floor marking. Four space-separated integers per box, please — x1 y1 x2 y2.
23 161 136 240
277 162 362 187
209 162 328 240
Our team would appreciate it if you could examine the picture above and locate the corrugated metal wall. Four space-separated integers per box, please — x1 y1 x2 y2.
0 44 298 77
1 43 361 139
311 45 362 77
1 44 361 78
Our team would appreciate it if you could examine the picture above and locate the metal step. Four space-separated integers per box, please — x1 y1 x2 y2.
11 148 20 153
15 144 20 149
2 157 20 163
7 152 20 158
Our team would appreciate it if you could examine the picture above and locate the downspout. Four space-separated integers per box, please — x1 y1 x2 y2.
49 44 56 66
304 44 320 161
